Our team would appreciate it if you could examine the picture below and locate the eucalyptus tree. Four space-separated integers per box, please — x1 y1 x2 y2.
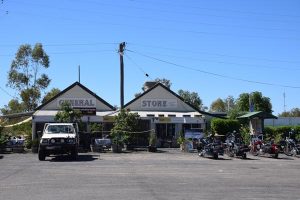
7 43 50 111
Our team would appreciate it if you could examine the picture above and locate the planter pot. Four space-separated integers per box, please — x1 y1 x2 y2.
124 144 134 151
111 144 122 153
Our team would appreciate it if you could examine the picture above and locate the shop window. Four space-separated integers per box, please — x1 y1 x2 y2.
183 115 191 117
168 115 176 117
147 114 155 117
158 114 164 117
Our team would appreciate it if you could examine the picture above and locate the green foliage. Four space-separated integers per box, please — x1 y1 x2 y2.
210 98 226 112
264 126 300 143
278 108 300 117
41 88 61 104
0 121 32 148
240 124 251 144
90 123 103 132
227 108 245 119
178 89 203 110
0 99 26 115
7 43 50 112
176 130 185 144
54 102 82 123
0 128 8 147
149 131 157 146
153 78 172 89
110 109 139 145
236 92 272 113
211 118 240 135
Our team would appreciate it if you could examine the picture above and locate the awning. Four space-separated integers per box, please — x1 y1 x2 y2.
237 111 277 119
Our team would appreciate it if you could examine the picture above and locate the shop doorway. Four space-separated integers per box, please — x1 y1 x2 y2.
156 123 175 147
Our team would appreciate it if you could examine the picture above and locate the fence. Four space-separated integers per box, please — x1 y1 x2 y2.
265 117 300 127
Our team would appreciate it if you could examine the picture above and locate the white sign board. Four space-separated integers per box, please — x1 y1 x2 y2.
141 99 177 109
57 98 96 108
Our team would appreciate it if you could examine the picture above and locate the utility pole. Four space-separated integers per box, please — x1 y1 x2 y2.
78 65 81 83
283 91 286 112
119 42 126 109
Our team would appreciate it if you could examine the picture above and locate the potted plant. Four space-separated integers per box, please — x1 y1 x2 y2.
177 130 186 151
148 131 157 152
111 132 123 153
110 109 139 153
177 136 186 151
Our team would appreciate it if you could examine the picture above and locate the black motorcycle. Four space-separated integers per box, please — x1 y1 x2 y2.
225 133 249 159
279 138 299 156
198 137 224 159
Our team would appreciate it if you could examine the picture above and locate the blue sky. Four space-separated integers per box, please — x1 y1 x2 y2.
0 0 300 115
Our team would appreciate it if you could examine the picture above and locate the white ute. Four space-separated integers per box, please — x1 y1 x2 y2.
38 123 79 161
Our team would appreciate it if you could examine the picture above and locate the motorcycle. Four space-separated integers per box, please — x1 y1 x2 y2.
279 138 299 156
250 134 263 156
279 129 300 156
225 132 249 159
258 140 279 158
198 136 224 159
250 134 279 158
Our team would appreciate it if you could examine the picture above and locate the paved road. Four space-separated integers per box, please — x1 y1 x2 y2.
0 149 299 200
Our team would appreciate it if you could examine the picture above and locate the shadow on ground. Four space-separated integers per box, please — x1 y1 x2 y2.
48 154 99 162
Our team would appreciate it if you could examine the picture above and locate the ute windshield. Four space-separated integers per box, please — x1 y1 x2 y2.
46 125 74 134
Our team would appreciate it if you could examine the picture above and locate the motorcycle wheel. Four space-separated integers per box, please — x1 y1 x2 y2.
273 153 279 159
291 148 297 157
242 153 247 159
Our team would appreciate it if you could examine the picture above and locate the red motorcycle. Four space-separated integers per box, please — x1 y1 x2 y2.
250 134 263 156
250 134 279 158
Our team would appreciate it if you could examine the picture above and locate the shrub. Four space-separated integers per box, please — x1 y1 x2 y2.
211 118 240 136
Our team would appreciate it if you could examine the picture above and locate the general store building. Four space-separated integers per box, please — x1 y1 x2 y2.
32 82 115 139
32 81 214 147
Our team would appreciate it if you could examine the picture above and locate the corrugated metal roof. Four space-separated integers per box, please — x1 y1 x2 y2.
105 110 204 118
238 111 277 119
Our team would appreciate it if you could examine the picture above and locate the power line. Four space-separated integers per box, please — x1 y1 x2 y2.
0 85 19 100
124 53 151 79
0 42 118 47
125 50 300 71
0 49 115 57
127 49 300 89
128 43 300 64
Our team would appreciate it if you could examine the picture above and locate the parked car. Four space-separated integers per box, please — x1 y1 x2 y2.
38 123 79 161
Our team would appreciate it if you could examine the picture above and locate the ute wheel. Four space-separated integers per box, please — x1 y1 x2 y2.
38 149 46 161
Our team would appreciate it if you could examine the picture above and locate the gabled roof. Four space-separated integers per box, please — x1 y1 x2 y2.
237 111 277 119
124 83 222 118
35 82 115 111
